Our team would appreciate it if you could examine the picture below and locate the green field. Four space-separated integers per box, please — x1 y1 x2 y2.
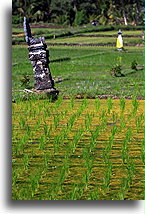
46 36 142 44
12 25 143 44
12 27 144 200
12 98 144 200
83 30 142 36
12 45 143 98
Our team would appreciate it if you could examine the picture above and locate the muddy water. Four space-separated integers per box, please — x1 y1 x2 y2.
12 99 144 200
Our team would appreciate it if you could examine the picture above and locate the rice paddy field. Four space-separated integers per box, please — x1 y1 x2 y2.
12 26 144 200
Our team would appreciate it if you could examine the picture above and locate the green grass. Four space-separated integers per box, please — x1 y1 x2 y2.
12 45 143 98
83 30 142 36
46 36 142 44
12 25 143 44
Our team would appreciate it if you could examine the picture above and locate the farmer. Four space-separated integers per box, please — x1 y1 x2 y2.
116 29 123 51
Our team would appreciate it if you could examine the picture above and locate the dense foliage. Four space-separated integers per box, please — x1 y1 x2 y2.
12 0 143 26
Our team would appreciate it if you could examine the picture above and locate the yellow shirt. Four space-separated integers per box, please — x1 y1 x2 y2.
116 35 123 48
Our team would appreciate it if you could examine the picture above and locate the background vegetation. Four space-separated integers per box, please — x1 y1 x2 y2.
12 0 143 26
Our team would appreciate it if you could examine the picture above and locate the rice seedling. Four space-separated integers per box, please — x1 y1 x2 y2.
120 97 126 114
83 171 90 190
42 124 48 137
122 128 132 163
55 95 63 109
95 97 100 112
26 124 31 136
53 114 61 129
71 128 84 153
132 97 139 116
19 134 28 153
109 134 115 148
87 158 93 175
103 161 112 190
63 109 69 118
89 128 99 152
69 96 75 109
107 97 113 114
17 189 27 200
89 140 95 153
99 110 107 131
19 116 26 129
89 185 99 200
110 126 118 140
76 185 84 200
58 166 66 186
120 177 129 198
35 118 42 130
63 152 70 175
83 148 90 160
81 97 88 110
23 152 29 170
85 112 94 132
135 114 143 133
125 127 132 142
104 133 114 160
39 135 47 151
47 185 53 200
30 173 42 197
12 169 19 186
122 147 128 164
124 165 134 191
103 145 110 165
75 100 88 118
112 111 119 124
67 113 77 131
83 148 93 176
32 108 37 118
75 108 83 118
38 102 44 113
50 183 60 200
127 162 135 179
30 176 39 197
90 126 100 142
141 145 145 165
70 184 78 200
47 125 53 138
59 127 69 144
43 153 49 171
44 108 51 117
99 109 107 121
120 116 126 131
53 135 61 153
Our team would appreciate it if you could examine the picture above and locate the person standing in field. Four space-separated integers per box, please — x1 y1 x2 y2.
116 29 123 51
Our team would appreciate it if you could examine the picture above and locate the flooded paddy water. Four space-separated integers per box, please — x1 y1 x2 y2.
12 98 144 200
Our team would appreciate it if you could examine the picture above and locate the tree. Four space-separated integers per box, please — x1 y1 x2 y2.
12 0 143 26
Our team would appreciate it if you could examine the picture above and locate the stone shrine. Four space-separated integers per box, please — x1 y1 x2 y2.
23 17 58 94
